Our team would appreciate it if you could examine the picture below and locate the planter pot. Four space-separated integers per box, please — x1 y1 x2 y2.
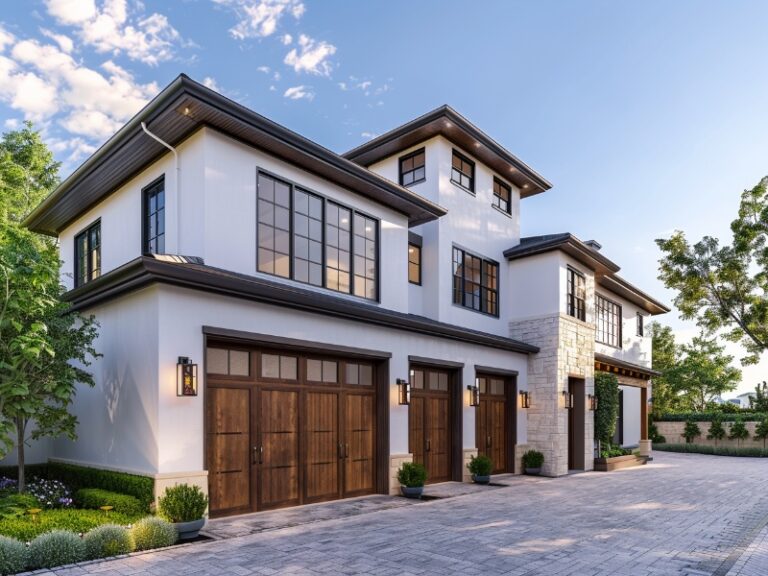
472 474 491 484
173 518 206 540
400 486 424 499
525 467 542 476
594 454 647 472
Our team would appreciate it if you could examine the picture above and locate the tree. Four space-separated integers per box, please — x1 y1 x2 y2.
683 419 701 444
664 332 741 411
750 382 768 412
656 177 768 366
754 416 768 449
707 415 727 446
647 322 682 416
728 418 749 448
594 372 620 448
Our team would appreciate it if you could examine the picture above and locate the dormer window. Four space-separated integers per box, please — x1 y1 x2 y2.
493 178 511 214
451 150 474 193
399 148 425 186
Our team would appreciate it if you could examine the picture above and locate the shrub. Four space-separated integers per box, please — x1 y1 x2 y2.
707 415 727 445
83 524 134 560
522 450 544 469
25 478 72 509
396 462 427 488
656 412 768 422
46 463 153 511
0 479 16 495
594 372 620 445
754 416 768 449
0 494 39 520
131 517 178 551
158 484 208 523
0 464 48 483
75 489 144 517
648 422 666 444
467 455 492 476
0 508 135 542
599 444 633 458
729 418 750 447
27 530 85 569
0 535 27 575
654 443 768 457
683 419 701 444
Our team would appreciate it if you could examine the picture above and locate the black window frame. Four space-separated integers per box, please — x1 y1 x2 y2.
142 176 165 255
566 266 586 321
450 149 475 193
636 312 644 337
452 245 499 317
408 243 421 285
492 177 511 215
256 168 380 302
74 219 101 288
596 293 622 348
399 148 426 187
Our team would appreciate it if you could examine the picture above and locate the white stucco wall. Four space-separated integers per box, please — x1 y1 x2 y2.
619 385 642 447
508 252 562 321
594 290 652 368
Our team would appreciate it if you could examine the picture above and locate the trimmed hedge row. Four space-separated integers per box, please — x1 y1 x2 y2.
0 464 48 481
0 509 136 542
75 489 145 517
654 443 768 457
656 412 768 422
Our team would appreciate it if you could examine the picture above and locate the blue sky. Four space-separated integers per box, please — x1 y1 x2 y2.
2 0 767 394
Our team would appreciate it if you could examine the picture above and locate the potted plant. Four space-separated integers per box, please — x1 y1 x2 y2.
157 484 209 540
397 462 427 498
522 450 544 475
467 454 492 484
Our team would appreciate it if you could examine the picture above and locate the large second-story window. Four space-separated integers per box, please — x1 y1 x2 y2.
452 246 498 316
636 312 644 337
408 243 421 285
399 148 425 186
492 178 511 214
451 150 475 192
596 294 622 347
75 221 101 287
567 267 586 321
142 178 165 254
257 171 379 300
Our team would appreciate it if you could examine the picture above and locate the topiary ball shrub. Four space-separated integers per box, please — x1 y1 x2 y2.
27 530 86 569
157 484 208 523
0 535 27 575
396 462 427 488
130 517 178 551
83 524 135 560
467 454 493 477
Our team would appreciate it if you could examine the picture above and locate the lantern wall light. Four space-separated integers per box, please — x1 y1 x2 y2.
396 378 410 405
588 394 598 411
177 356 198 397
519 390 530 409
562 390 574 409
468 379 480 407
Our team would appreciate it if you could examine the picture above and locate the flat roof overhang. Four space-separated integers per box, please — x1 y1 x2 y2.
24 75 447 236
595 353 661 382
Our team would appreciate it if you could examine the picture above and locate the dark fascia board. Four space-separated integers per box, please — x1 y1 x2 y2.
64 256 540 355
24 74 446 235
343 105 552 198
594 353 661 378
597 274 670 316
504 233 621 275
408 355 464 369
474 365 519 377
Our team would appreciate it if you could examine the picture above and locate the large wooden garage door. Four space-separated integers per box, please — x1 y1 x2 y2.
206 346 377 516
476 376 508 474
409 366 453 483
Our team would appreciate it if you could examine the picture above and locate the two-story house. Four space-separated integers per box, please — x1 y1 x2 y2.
13 75 667 517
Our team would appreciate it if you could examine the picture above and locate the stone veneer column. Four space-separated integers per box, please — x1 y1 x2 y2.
389 454 413 495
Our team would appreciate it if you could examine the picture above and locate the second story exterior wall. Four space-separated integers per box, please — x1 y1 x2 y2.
594 288 652 368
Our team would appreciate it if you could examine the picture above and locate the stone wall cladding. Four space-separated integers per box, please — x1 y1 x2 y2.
389 453 413 495
462 448 478 483
656 421 768 449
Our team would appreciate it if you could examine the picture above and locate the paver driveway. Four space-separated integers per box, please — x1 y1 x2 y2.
41 452 768 576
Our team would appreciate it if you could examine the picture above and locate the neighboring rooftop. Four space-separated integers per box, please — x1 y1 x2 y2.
343 105 552 198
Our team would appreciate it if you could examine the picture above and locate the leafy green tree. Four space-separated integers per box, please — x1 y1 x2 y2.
665 332 741 411
594 372 619 448
683 419 701 444
754 416 768 449
707 415 727 446
728 418 750 447
647 322 682 415
656 177 768 366
750 382 768 411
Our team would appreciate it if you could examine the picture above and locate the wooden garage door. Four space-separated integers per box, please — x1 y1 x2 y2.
476 376 507 474
409 367 453 483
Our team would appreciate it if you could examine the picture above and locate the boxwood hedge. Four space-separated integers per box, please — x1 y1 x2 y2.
653 443 768 457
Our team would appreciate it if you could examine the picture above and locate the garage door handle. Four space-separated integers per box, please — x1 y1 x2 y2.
487 435 492 448
345 444 350 459
426 439 431 452
338 442 344 459
254 445 263 465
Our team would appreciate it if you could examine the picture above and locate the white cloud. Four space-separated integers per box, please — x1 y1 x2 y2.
283 84 313 101
3 118 20 129
44 0 184 65
281 33 292 45
0 26 15 52
213 0 305 39
202 76 220 91
361 131 378 139
257 65 270 73
40 28 74 53
284 34 335 76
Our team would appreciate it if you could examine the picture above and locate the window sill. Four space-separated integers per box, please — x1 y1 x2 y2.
401 178 426 188
451 301 499 319
450 180 475 195
491 204 512 219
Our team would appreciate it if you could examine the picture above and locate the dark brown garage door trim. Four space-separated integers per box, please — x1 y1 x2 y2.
473 365 519 377
408 355 465 369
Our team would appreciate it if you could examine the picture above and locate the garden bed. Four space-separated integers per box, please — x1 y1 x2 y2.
594 454 647 472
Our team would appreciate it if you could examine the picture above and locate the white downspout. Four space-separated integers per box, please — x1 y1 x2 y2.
141 122 179 254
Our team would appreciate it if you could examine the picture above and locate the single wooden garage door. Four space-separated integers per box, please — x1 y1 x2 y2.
409 366 453 483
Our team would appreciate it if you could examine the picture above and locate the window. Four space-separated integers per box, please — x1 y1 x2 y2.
75 221 101 287
142 178 165 254
261 354 298 380
206 348 250 376
408 243 421 285
399 148 425 186
452 246 499 316
492 178 511 214
567 267 586 321
451 150 474 192
257 172 291 278
307 359 338 383
596 294 622 347
256 170 379 300
636 312 644 337
345 363 373 386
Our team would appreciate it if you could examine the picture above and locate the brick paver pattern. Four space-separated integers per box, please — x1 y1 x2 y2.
39 452 768 575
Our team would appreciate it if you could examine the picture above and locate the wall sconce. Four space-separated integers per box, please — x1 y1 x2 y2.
562 390 574 409
588 394 598 411
468 378 480 407
177 356 198 396
519 390 530 409
396 378 410 405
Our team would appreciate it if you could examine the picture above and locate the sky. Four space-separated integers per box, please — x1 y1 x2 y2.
1 0 767 396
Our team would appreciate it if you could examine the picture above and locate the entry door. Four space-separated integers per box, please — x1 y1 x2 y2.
258 388 301 510
476 376 507 474
409 367 452 483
